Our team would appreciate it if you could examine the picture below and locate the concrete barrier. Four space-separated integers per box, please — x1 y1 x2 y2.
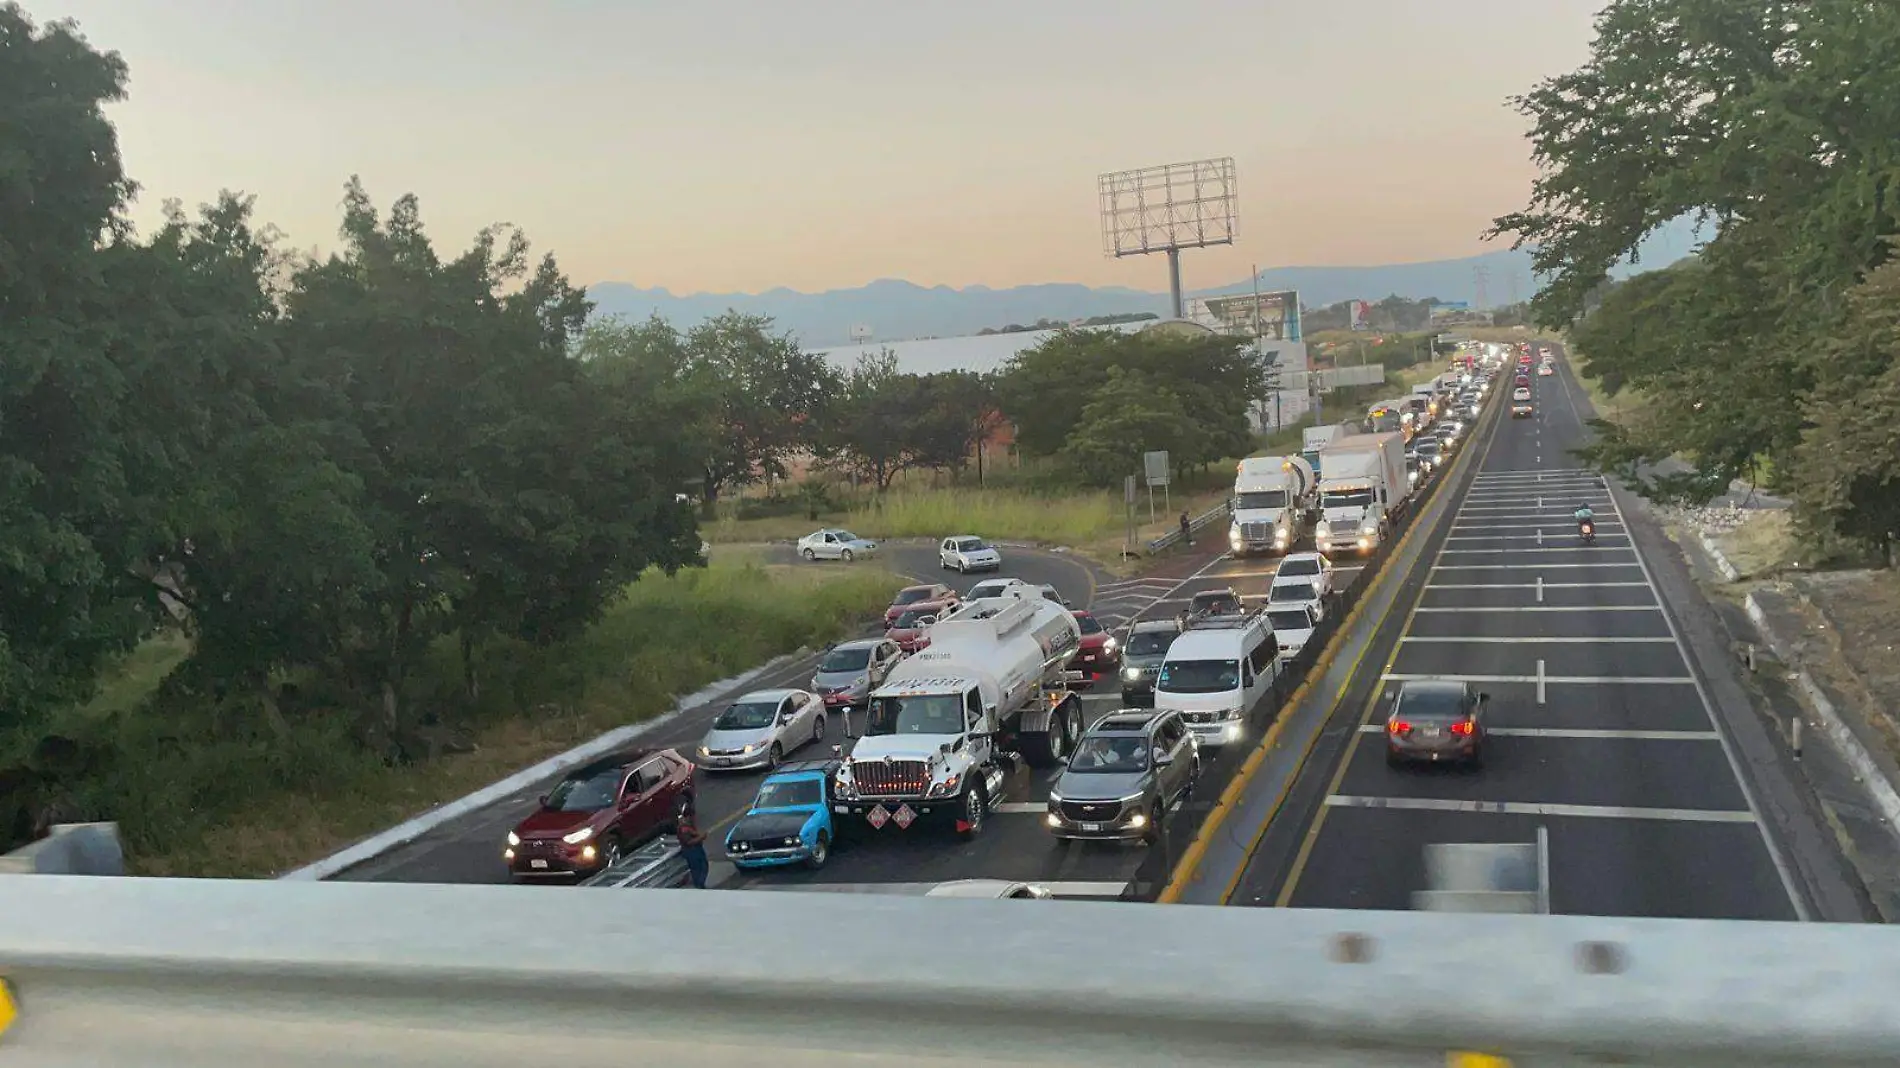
0 823 124 876
0 874 1896 1066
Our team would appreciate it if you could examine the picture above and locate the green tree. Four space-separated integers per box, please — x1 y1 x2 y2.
823 350 924 491
1058 367 1196 487
1796 256 1900 564
0 5 151 732
684 312 836 511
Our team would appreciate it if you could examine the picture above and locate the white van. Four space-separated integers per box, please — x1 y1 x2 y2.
1153 616 1280 748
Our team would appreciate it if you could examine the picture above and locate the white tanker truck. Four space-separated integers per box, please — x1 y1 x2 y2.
833 584 1085 841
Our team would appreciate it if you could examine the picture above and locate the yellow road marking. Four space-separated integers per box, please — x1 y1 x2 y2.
1448 1053 1513 1068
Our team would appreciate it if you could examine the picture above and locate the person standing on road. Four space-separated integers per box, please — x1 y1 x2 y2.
675 805 709 889
1179 510 1192 546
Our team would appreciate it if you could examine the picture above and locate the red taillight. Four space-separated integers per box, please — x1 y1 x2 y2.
1388 720 1410 734
1449 720 1476 736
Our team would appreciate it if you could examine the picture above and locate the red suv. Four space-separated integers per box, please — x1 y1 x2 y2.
505 749 695 879
884 583 958 627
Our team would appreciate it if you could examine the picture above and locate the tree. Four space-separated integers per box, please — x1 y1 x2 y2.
1796 256 1900 564
1058 367 1196 487
683 312 836 511
0 5 152 733
823 350 924 491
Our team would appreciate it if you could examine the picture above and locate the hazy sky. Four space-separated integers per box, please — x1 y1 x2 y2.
35 0 1604 294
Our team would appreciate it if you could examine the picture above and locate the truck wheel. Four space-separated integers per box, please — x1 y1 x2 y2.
956 785 987 841
1016 705 1074 769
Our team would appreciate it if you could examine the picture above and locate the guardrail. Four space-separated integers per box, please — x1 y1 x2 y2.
0 874 1895 1066
578 836 687 888
1143 498 1231 555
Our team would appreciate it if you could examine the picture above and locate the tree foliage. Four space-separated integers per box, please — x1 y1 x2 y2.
1491 0 1900 554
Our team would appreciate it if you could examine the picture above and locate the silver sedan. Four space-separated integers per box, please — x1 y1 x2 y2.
697 689 828 772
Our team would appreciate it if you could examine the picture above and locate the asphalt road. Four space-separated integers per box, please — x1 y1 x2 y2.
1230 353 1822 920
333 540 1126 891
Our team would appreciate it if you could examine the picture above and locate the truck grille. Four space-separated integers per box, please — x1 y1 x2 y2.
851 759 931 796
1059 799 1127 822
1240 521 1273 541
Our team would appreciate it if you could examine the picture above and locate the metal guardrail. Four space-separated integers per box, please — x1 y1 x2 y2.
578 837 687 888
1143 498 1231 554
0 874 1897 1067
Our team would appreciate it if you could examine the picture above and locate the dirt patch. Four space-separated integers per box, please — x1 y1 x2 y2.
1778 570 1900 769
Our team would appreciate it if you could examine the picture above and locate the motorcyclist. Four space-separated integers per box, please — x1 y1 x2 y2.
1573 504 1595 524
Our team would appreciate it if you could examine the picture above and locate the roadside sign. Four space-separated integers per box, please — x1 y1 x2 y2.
866 804 890 829
0 978 15 1039
1143 450 1170 487
892 804 916 829
1124 474 1137 504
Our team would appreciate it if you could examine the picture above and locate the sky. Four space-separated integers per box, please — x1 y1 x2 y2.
32 0 1607 295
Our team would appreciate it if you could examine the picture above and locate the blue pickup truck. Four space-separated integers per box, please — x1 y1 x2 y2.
724 759 840 871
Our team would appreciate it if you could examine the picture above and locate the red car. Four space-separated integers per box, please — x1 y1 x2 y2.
884 583 958 628
505 749 695 880
886 607 940 653
1068 610 1122 680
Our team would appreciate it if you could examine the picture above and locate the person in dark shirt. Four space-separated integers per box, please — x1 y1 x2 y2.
675 806 709 889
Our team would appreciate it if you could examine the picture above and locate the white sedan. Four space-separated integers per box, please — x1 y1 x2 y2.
797 528 878 562
939 535 1002 572
697 689 828 772
1266 603 1320 658
1272 552 1335 597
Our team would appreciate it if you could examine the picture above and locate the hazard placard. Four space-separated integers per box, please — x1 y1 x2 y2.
866 804 890 829
0 977 17 1040
892 804 916 829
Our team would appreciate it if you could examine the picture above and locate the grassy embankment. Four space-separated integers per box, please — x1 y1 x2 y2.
37 552 901 877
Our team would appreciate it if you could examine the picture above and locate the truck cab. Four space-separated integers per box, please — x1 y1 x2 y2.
1228 455 1315 557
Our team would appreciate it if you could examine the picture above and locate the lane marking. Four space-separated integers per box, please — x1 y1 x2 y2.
1324 795 1757 823
1425 581 1651 589
993 802 1051 814
1440 547 1636 555
1355 725 1722 741
750 880 1133 897
1433 562 1643 570
1536 658 1546 703
1411 604 1661 612
1383 673 1697 684
1445 533 1629 542
1399 636 1675 644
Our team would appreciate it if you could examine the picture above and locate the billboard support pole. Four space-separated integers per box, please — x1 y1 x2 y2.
1148 482 1156 524
1167 248 1184 319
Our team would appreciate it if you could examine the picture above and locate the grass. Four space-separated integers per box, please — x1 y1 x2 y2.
1714 510 1799 578
57 558 903 877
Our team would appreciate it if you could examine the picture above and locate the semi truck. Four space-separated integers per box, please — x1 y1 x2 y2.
833 585 1084 841
1300 424 1356 476
1228 455 1316 556
1312 431 1409 555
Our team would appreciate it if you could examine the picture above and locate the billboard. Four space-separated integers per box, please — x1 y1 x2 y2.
1189 289 1302 341
1430 301 1473 320
1348 299 1371 331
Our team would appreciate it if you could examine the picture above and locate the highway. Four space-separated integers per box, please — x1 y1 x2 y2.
1226 350 1854 920
333 540 1179 896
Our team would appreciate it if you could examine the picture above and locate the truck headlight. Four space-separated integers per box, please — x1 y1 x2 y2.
926 774 962 798
1315 521 1331 536
1360 523 1378 535
1123 666 1141 680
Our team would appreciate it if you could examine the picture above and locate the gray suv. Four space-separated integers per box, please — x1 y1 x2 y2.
1046 710 1199 842
1119 618 1183 703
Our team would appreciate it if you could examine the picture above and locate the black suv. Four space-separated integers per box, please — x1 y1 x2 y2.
1046 710 1199 842
1119 618 1184 702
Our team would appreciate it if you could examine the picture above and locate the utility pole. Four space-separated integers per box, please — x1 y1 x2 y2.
1473 265 1491 312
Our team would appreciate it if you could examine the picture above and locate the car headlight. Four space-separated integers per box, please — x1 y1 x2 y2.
562 826 595 845
1047 789 1064 805
507 831 520 847
1123 666 1141 680
782 837 800 848
1102 637 1117 654
740 743 757 754
698 746 711 757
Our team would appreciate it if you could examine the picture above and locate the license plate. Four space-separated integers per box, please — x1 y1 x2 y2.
529 859 548 869
1080 822 1103 833
1419 726 1441 738
833 805 849 814
715 757 732 766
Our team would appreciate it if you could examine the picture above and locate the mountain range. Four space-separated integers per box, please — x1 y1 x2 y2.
585 216 1710 349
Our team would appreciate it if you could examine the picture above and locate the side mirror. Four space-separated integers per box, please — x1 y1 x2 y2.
537 794 549 807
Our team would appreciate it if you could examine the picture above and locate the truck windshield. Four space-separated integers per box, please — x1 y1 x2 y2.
1234 490 1288 510
1158 659 1240 695
1321 488 1375 509
864 694 964 736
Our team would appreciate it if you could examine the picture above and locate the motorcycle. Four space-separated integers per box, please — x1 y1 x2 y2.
1578 519 1596 545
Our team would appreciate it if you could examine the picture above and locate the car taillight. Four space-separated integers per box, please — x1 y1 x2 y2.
1388 720 1410 734
1450 720 1476 736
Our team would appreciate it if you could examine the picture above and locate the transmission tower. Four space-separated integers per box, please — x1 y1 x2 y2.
1473 265 1491 310
1506 270 1521 307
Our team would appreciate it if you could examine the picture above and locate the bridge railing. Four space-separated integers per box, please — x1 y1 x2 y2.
0 874 1895 1067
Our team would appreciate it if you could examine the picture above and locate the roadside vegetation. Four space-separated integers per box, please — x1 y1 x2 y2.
1491 0 1900 569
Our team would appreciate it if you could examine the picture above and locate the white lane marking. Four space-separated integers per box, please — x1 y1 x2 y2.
1112 551 1235 632
1424 582 1653 589
1400 636 1675 643
1453 519 1626 528
1446 533 1630 542
1440 547 1637 555
993 802 1050 814
1324 795 1756 824
1537 658 1547 703
748 880 1133 897
1412 605 1661 613
1356 725 1722 740
1382 673 1696 684
1433 562 1644 570
1097 577 1180 592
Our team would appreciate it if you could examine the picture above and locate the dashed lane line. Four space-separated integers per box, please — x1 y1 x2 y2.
1323 796 1757 823
1381 672 1697 684
1353 725 1721 741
